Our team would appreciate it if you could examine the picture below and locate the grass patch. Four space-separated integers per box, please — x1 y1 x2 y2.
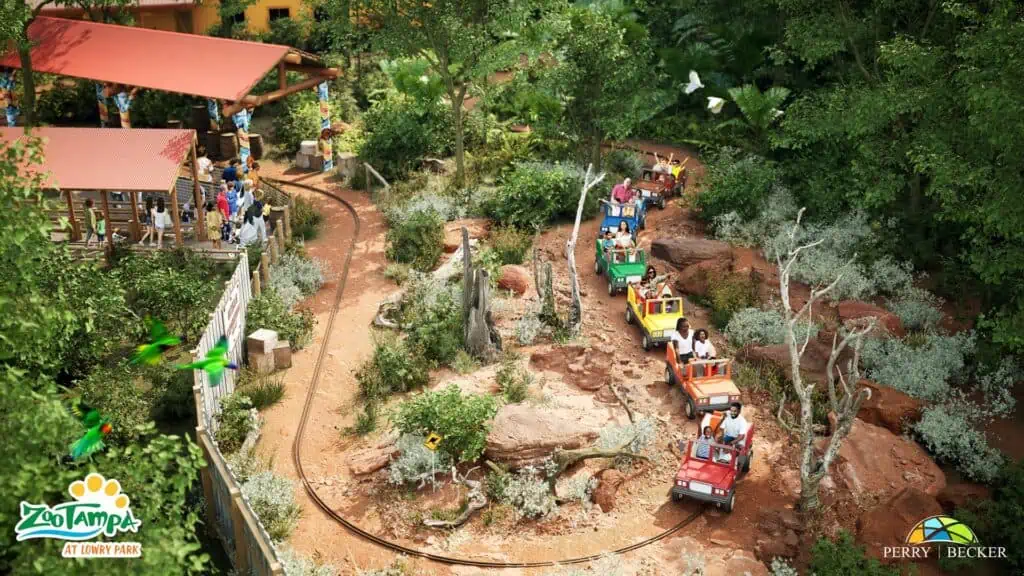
236 370 286 410
496 351 532 404
452 350 481 374
291 196 324 241
384 263 411 285
707 272 761 329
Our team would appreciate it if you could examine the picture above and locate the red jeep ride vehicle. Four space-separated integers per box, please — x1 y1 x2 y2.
671 411 755 513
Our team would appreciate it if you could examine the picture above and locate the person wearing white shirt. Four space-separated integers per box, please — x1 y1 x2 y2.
720 402 748 448
693 328 717 376
237 210 258 247
196 147 214 183
671 317 695 364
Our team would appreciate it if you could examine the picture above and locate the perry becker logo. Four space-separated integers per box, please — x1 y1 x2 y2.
884 515 1005 560
15 473 142 558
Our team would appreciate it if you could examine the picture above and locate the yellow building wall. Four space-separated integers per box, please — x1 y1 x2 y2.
191 0 310 35
135 10 178 32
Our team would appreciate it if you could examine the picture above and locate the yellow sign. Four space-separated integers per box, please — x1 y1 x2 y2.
424 433 442 451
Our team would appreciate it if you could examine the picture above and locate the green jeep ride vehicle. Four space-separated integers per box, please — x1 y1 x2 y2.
595 240 647 295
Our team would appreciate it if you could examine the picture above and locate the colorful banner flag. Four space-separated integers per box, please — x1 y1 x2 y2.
115 91 133 128
233 109 251 172
317 81 333 172
0 70 18 127
207 99 221 132
96 84 109 127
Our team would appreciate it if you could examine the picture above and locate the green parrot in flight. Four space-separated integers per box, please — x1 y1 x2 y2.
176 336 238 387
68 399 112 461
130 318 181 366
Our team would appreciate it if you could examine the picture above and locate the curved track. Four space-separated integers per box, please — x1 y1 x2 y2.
266 177 704 569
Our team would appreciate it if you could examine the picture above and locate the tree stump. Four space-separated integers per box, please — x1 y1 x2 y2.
462 227 501 360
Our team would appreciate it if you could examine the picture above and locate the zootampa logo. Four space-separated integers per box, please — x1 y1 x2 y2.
884 515 1006 560
15 473 143 558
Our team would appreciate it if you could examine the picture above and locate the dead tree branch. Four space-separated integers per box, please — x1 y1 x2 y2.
565 164 606 336
423 466 488 529
607 381 636 424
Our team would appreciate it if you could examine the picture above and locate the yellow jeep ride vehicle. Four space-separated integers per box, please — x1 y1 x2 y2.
625 283 685 351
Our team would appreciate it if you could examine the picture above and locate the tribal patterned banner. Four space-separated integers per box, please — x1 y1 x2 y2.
115 91 133 128
0 71 18 127
317 81 333 172
233 109 251 172
96 84 109 126
207 99 221 132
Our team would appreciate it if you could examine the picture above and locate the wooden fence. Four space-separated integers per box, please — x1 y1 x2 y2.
191 248 284 575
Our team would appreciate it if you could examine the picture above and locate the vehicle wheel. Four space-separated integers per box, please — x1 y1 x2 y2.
671 491 683 502
625 306 634 325
684 396 696 420
742 450 753 473
595 259 601 275
608 282 615 296
665 365 674 386
723 492 735 513
642 335 651 351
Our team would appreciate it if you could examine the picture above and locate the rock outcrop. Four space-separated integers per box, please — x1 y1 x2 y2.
834 418 945 498
837 300 905 338
485 404 608 467
857 380 924 434
497 265 531 296
443 219 488 253
937 482 991 514
348 445 400 476
650 236 732 269
857 488 943 560
592 469 625 512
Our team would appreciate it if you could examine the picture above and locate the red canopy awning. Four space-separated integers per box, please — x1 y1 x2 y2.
1 127 193 191
0 17 291 101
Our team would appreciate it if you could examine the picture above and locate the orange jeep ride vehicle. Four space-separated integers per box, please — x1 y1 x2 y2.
665 346 741 420
672 411 755 513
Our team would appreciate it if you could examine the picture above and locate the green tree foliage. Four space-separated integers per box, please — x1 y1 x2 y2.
392 385 499 463
486 162 606 230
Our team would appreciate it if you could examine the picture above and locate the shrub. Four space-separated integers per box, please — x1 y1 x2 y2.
516 310 543 345
561 474 598 508
401 276 462 366
273 83 359 156
597 418 656 456
957 460 1024 572
887 286 944 332
977 357 1019 418
697 148 781 223
452 350 480 374
809 531 900 576
246 289 316 350
392 385 500 463
268 252 326 308
236 368 286 410
489 226 533 266
496 353 532 404
769 559 799 576
914 401 1003 483
240 471 301 542
724 307 818 347
36 80 96 125
384 263 411 285
352 402 378 436
215 393 254 454
355 334 430 402
499 464 557 519
707 273 760 329
486 162 607 230
278 546 339 576
386 208 445 272
861 331 975 401
246 243 263 272
359 93 450 181
148 363 197 421
710 188 799 248
603 149 643 180
76 364 151 447
387 434 453 488
291 196 324 242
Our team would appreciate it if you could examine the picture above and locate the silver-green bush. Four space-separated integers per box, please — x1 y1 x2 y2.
914 401 1003 484
887 286 944 332
387 433 453 488
241 471 301 542
501 463 558 519
861 332 975 401
278 546 339 576
724 307 819 347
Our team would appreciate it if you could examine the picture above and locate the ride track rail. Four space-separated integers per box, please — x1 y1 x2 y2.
265 177 704 569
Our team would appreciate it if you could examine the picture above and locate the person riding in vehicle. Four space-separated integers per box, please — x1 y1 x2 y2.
653 152 673 174
721 402 748 448
672 157 688 180
693 328 718 376
671 318 695 365
611 178 636 204
642 265 657 289
615 221 635 254
695 425 715 460
603 230 617 254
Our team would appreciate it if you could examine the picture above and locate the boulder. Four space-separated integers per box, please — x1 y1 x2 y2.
937 483 991 514
675 259 730 299
836 418 945 498
497 265 531 296
755 537 797 561
718 550 769 576
348 445 400 476
837 300 905 338
857 380 923 434
651 236 732 269
443 219 489 253
592 469 626 512
731 247 777 281
857 488 943 560
485 404 606 467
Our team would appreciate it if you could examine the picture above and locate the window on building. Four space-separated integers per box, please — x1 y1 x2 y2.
268 8 290 21
229 11 245 24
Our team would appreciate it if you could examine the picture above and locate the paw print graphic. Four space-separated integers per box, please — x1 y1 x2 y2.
68 473 130 510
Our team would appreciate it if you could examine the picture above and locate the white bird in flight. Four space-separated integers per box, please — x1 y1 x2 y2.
707 97 726 114
772 108 784 119
684 70 704 94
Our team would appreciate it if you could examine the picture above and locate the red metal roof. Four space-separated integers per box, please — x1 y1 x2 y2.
0 127 194 191
0 17 290 101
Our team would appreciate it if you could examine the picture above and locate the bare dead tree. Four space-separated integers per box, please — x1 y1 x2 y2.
422 466 488 529
463 227 501 360
565 164 607 336
776 208 877 513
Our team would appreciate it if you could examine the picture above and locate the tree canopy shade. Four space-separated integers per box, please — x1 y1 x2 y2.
364 0 555 185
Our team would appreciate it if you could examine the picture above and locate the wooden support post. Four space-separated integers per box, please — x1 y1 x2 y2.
190 137 207 241
269 237 279 265
230 488 249 573
196 428 218 538
278 61 287 90
99 190 112 253
129 191 141 241
261 251 271 285
252 268 261 296
282 204 292 240
274 222 286 253
65 189 80 241
169 182 182 247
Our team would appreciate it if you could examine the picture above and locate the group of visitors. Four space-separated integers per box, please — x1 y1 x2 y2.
671 317 719 376
205 156 269 249
602 220 637 254
695 402 749 460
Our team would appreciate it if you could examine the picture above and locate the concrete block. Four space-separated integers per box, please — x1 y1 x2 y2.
295 153 310 169
247 329 279 355
273 341 292 369
299 140 318 155
248 351 275 374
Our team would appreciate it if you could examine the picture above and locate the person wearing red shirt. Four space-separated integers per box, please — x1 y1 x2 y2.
611 178 635 203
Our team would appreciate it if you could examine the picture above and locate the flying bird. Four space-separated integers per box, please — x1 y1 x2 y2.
176 336 238 387
130 318 181 366
707 97 726 114
68 399 112 461
772 108 784 119
684 71 704 95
